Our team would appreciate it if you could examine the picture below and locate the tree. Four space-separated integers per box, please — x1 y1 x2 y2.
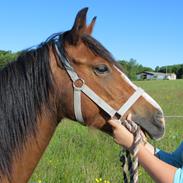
177 65 183 79
155 66 160 72
118 58 153 80
0 50 18 69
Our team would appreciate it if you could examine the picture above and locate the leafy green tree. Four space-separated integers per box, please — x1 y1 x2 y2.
119 58 153 80
0 50 18 69
177 65 183 79
155 66 160 72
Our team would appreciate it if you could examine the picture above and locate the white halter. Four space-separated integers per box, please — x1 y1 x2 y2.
54 34 144 122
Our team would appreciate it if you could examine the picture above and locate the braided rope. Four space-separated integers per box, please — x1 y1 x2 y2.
120 119 145 183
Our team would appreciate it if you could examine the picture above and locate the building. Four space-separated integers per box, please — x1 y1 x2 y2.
136 71 176 80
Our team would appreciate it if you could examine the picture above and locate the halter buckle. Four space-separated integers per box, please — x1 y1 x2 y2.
73 78 85 91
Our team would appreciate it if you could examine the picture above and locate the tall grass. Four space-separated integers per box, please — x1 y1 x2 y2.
29 80 183 183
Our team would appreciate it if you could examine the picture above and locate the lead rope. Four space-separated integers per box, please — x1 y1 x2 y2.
119 119 146 183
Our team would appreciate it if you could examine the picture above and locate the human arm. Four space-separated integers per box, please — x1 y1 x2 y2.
108 119 178 183
137 143 177 183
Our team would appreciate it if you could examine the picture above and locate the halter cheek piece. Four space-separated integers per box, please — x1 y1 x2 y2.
54 34 144 122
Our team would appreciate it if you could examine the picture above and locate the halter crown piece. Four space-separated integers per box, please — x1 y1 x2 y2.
54 34 144 122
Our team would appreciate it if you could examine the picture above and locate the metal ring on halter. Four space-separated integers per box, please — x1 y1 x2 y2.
73 78 85 91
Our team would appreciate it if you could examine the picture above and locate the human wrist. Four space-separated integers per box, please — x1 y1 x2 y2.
125 133 134 149
126 130 144 153
144 142 155 155
136 142 155 156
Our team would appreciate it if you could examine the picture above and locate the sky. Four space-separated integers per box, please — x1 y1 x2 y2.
0 0 182 69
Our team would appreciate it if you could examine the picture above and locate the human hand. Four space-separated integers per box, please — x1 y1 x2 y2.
108 119 134 149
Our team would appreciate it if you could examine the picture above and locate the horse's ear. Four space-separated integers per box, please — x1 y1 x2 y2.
85 16 97 35
67 7 88 44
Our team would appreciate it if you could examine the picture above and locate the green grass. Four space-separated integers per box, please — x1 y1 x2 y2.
29 79 183 183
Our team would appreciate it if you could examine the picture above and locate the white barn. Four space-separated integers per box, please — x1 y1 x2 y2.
136 71 176 80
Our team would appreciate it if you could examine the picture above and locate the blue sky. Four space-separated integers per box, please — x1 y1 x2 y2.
0 0 182 69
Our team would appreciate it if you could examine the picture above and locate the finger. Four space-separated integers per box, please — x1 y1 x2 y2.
127 113 132 120
108 119 121 128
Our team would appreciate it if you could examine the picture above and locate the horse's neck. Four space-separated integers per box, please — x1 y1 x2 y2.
3 113 58 183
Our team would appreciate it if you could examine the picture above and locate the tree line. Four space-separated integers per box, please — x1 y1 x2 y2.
155 64 183 79
0 50 18 69
0 50 182 80
119 60 183 80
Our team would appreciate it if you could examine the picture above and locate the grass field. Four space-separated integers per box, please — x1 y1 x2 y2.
29 79 183 183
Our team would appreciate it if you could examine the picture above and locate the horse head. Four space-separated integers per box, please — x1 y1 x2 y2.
50 7 165 140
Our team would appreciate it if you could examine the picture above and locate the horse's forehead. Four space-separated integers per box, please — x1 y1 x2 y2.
65 42 108 64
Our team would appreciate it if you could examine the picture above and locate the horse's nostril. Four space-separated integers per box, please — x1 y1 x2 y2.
157 117 165 126
153 111 165 128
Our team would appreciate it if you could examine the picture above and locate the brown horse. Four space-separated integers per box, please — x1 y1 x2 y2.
0 8 165 183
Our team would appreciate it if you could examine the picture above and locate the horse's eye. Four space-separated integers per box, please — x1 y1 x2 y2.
94 64 109 74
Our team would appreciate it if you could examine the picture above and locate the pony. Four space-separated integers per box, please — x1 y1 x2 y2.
0 7 165 183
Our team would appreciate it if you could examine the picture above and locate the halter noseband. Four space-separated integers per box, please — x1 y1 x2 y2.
54 34 144 122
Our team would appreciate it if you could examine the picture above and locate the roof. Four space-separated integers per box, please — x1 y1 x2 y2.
137 71 176 76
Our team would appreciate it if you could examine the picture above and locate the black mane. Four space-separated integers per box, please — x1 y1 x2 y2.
0 40 54 180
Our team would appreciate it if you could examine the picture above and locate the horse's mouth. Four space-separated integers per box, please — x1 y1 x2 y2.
134 117 165 140
128 111 165 140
